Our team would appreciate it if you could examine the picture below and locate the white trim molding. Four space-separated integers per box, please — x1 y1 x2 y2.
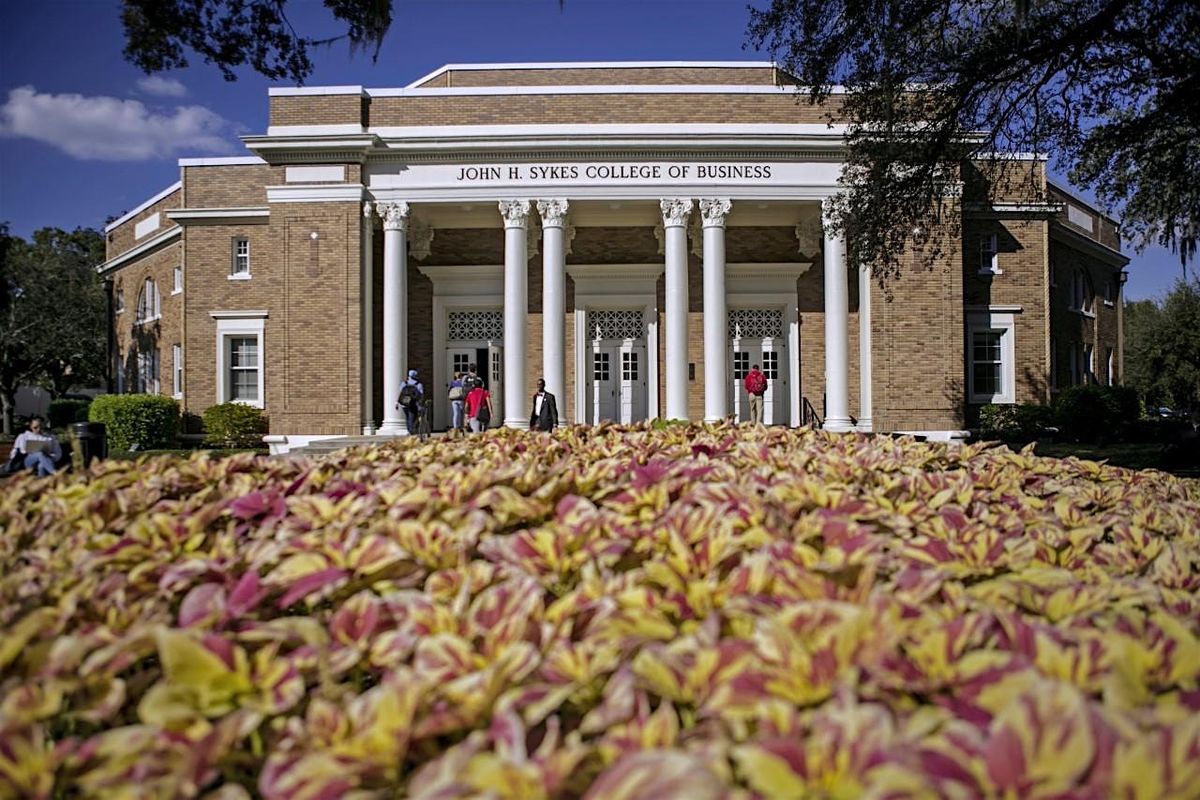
104 182 181 232
167 207 270 225
408 61 779 88
178 156 267 167
96 226 181 275
213 314 267 408
265 184 366 204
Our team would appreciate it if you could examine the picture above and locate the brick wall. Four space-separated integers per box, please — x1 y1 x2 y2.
106 188 181 260
269 93 366 127
1048 240 1122 389
112 242 184 399
183 164 285 208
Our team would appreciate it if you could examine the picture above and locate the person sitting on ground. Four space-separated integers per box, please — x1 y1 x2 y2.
9 415 62 477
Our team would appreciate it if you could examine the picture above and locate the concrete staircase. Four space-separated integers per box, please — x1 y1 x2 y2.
284 433 444 458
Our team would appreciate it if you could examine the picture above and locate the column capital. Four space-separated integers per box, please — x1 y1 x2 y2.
698 198 732 227
536 198 570 227
660 198 693 228
498 199 532 228
362 201 374 220
376 201 410 231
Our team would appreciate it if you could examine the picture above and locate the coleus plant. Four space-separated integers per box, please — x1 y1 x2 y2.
1 423 1197 798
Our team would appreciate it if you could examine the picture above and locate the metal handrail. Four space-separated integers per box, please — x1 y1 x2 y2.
802 397 823 429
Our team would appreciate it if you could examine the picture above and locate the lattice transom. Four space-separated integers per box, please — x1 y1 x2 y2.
729 308 783 339
587 309 645 341
447 310 503 342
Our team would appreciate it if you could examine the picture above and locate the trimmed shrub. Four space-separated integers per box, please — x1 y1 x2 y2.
48 398 92 430
1053 384 1140 443
202 402 268 448
978 402 1057 442
87 394 180 451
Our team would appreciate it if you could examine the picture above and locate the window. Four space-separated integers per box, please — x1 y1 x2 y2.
1049 338 1058 391
621 351 638 381
172 344 183 398
1084 344 1095 385
452 353 471 375
173 265 183 294
733 351 750 379
1070 269 1094 315
967 310 1016 403
1104 272 1119 306
978 233 1000 274
135 278 160 323
762 351 779 380
115 287 125 314
135 348 160 394
592 351 610 382
231 237 251 278
1049 261 1058 287
229 337 259 402
214 313 266 407
1106 347 1115 386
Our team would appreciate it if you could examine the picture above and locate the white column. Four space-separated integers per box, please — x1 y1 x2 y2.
377 201 411 435
700 198 731 423
822 198 854 432
857 262 874 432
499 200 531 429
661 199 693 421
537 199 569 422
360 202 375 435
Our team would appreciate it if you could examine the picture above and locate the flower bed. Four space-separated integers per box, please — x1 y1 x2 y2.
1 423 1198 798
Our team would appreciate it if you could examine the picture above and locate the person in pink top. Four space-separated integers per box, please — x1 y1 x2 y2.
464 382 494 433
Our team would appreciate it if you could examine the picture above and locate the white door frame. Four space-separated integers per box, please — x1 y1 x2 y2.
726 291 802 427
420 264 504 432
568 263 663 425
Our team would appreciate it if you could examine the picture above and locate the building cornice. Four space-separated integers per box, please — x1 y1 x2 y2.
96 226 181 275
265 184 366 204
179 156 267 167
104 181 182 232
370 84 810 98
1050 224 1129 267
210 310 270 319
963 201 1062 218
167 207 270 225
241 134 380 164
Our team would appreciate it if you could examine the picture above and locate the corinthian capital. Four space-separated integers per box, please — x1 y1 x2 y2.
498 199 531 228
536 198 570 228
660 198 693 227
376 201 410 231
698 198 732 227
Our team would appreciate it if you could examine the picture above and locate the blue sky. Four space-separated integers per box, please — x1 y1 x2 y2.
0 0 1187 300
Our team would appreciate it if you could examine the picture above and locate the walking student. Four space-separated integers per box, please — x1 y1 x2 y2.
397 369 424 434
447 371 466 434
465 380 493 433
744 363 767 425
529 377 559 431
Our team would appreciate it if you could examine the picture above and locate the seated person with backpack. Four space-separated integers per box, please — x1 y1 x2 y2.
396 369 425 434
7 415 62 477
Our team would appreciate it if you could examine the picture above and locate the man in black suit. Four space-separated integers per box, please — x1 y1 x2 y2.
529 377 559 431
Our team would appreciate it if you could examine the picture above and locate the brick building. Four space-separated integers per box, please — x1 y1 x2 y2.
98 62 1128 453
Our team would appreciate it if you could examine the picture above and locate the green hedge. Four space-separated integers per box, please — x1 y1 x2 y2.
1053 384 1140 443
202 402 268 448
979 403 1057 442
48 398 92 430
87 395 180 451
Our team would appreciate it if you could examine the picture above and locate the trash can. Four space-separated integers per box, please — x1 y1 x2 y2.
71 422 107 468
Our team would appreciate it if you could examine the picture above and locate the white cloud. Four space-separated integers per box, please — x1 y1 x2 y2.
137 76 189 98
0 86 237 161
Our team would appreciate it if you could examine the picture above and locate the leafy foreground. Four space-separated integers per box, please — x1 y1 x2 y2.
1 423 1198 799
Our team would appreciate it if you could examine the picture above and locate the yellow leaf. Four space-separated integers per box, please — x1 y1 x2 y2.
732 745 806 799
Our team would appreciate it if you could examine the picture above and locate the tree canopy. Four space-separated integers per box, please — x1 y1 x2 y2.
0 226 107 435
747 0 1199 278
121 0 393 83
1124 278 1200 414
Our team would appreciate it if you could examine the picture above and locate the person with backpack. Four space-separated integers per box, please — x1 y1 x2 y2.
396 369 424 434
744 363 767 425
465 380 493 433
447 371 466 434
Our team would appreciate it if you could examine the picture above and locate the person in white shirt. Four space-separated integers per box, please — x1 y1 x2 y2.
529 377 559 431
11 415 62 476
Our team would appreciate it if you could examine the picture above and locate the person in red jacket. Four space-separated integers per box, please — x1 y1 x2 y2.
744 364 767 425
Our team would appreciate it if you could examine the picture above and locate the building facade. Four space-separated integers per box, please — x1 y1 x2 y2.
99 62 1128 452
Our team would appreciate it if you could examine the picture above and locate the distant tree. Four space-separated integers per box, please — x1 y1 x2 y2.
1124 279 1200 414
120 0 393 83
747 0 1200 281
0 227 107 435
